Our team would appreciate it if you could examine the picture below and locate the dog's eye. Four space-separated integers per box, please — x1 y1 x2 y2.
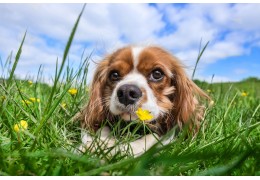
109 71 121 81
149 69 164 82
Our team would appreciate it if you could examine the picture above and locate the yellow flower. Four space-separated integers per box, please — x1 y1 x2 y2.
209 100 214 107
68 88 78 95
20 120 28 129
22 100 32 105
14 120 28 132
207 89 211 93
13 124 20 132
61 102 66 108
28 80 33 85
29 97 40 103
136 108 153 121
241 92 248 97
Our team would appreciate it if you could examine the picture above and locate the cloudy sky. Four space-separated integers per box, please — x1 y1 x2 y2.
0 3 260 83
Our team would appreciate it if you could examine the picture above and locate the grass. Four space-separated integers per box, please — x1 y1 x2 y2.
0 8 260 175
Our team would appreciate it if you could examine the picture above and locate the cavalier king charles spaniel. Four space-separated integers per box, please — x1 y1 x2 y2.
76 46 210 157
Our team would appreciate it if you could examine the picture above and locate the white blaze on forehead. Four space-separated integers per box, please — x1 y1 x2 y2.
131 46 144 68
132 46 173 78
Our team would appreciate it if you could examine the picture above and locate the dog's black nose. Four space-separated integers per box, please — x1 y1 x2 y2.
117 84 142 106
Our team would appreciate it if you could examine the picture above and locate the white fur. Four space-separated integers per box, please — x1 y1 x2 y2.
79 127 116 154
132 46 144 68
80 126 175 157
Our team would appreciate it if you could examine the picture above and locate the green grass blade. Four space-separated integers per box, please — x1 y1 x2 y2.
196 151 250 175
34 4 86 136
7 31 27 89
192 40 209 80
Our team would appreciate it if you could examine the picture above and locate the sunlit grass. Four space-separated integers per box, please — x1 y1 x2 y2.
0 6 259 175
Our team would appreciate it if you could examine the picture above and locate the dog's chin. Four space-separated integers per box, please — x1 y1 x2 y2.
119 112 157 123
120 112 138 121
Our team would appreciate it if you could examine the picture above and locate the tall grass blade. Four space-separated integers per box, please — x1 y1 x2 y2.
44 5 86 113
7 31 27 89
196 151 250 175
34 4 86 136
191 40 209 80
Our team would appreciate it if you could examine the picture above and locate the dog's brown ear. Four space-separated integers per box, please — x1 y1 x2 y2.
79 59 109 132
170 62 210 133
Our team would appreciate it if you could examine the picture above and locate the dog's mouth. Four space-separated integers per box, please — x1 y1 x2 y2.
116 104 139 121
115 105 156 122
120 112 138 121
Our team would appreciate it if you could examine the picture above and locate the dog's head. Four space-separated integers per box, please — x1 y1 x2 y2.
80 46 209 134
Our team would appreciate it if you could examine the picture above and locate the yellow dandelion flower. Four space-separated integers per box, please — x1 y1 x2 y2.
241 92 248 97
28 80 33 85
68 88 78 95
29 97 36 102
207 89 211 93
13 124 20 132
209 100 214 107
14 120 28 132
136 108 153 121
29 97 40 103
20 120 28 129
61 102 66 108
22 99 32 105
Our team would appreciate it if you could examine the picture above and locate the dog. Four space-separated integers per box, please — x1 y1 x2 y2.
76 45 210 157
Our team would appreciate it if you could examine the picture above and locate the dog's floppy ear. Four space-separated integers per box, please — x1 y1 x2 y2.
170 61 210 133
80 58 109 132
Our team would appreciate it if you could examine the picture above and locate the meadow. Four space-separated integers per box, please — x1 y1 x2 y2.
0 9 259 175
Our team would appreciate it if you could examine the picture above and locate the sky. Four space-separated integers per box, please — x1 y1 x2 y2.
0 3 260 83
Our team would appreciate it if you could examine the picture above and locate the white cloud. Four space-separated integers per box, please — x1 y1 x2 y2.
197 75 232 83
0 3 260 83
201 41 245 63
232 4 260 31
0 3 166 83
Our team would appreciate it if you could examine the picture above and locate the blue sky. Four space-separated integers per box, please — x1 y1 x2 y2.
0 3 260 83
